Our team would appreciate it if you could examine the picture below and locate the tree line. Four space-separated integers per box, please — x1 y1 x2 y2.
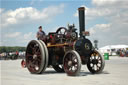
0 46 26 53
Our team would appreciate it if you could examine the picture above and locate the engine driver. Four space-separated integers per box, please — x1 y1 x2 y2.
36 26 46 41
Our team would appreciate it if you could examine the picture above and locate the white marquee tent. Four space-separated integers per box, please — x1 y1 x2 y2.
99 45 128 55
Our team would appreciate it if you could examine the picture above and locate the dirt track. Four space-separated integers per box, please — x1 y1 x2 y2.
1 56 128 85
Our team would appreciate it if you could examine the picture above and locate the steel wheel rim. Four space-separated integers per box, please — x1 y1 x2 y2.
39 40 49 72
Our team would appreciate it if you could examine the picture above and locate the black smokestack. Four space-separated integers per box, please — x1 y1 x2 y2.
78 7 85 37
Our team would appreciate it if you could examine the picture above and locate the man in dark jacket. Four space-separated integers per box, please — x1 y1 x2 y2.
36 26 46 41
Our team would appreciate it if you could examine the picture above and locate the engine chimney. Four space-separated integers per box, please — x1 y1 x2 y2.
78 7 85 37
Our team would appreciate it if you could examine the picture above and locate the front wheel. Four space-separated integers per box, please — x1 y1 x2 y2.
87 50 105 74
63 50 81 76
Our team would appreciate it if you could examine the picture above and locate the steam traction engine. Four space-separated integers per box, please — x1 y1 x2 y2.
22 7 105 76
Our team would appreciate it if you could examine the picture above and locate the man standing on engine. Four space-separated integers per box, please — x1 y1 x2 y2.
36 26 46 41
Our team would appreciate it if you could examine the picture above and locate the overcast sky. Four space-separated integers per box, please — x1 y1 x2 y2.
0 0 128 47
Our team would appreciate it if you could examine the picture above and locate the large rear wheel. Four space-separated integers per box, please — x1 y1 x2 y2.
87 50 105 74
63 50 81 76
25 40 46 74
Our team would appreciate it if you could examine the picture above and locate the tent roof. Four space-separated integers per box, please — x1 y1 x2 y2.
99 45 128 50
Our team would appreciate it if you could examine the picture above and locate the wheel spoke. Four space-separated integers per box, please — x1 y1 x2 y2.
32 48 35 54
96 64 100 68
69 54 73 61
29 45 33 49
35 52 41 56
